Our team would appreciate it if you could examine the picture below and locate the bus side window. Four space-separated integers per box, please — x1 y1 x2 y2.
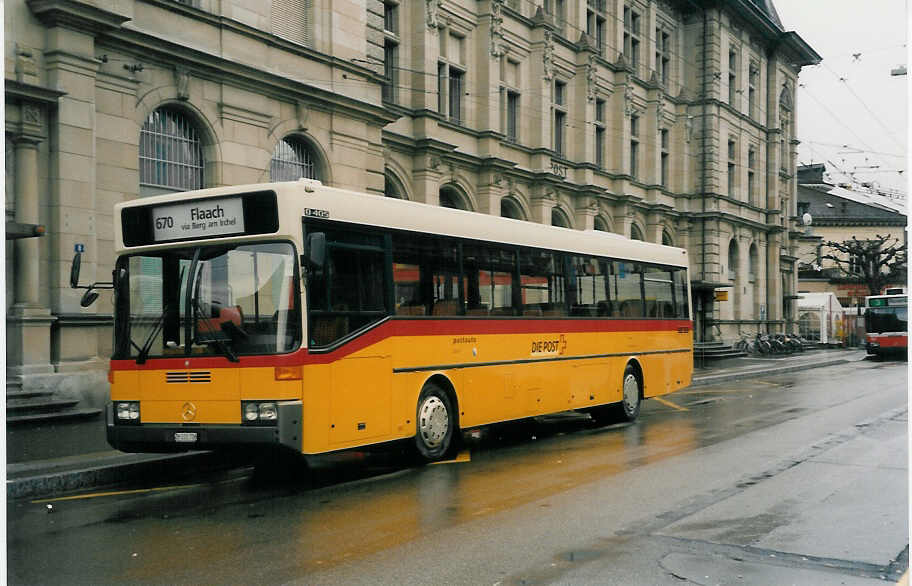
308 227 386 347
674 268 690 318
392 232 460 316
643 265 675 318
570 255 608 317
612 262 644 318
463 244 516 317
519 249 566 317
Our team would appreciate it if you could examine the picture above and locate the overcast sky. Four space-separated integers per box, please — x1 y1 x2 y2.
775 1 908 194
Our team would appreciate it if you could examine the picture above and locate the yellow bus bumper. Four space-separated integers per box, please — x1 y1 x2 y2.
105 401 302 454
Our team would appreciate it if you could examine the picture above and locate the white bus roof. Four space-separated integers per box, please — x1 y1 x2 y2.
116 180 689 268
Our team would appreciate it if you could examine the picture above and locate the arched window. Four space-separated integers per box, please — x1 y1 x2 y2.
439 185 469 210
140 107 204 193
594 216 610 232
551 207 571 228
728 239 739 281
662 229 674 246
270 136 318 181
384 170 407 199
500 197 524 220
630 224 644 240
749 244 759 282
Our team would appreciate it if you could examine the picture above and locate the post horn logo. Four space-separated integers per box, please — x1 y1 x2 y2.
181 401 197 422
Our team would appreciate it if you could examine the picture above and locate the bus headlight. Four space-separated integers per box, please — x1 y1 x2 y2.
241 401 278 425
259 402 278 421
115 401 141 424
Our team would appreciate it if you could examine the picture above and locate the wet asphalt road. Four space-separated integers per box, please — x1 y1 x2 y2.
7 357 908 585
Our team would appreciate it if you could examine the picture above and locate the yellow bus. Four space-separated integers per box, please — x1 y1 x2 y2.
73 180 693 462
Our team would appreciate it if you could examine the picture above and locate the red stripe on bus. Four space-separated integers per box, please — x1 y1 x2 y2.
110 318 694 371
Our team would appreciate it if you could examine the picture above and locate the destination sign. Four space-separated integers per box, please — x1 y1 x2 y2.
151 198 245 242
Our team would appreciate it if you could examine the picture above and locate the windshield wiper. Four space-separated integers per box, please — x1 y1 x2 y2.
136 267 185 364
136 310 166 365
192 294 239 362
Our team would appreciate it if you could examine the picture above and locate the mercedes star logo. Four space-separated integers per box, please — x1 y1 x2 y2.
181 401 197 422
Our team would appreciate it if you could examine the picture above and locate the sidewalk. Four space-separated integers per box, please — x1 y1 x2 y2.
691 346 868 387
6 348 870 500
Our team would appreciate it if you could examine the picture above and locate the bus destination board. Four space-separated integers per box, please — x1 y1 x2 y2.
152 198 245 242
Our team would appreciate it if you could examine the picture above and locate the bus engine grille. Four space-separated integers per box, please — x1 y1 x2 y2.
166 371 212 384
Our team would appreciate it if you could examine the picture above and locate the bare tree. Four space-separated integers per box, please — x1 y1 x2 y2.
819 234 907 296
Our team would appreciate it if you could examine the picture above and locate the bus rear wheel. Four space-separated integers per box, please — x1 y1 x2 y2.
415 382 457 462
590 364 642 425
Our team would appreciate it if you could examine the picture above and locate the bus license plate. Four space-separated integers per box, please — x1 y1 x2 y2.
174 432 198 443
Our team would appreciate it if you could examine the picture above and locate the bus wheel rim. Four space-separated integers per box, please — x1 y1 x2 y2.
623 373 639 413
419 396 448 448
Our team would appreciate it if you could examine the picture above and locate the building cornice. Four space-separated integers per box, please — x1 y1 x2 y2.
687 210 784 234
4 79 67 104
27 0 130 34
98 31 398 128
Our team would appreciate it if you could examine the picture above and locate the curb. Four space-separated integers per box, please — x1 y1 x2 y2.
6 452 219 500
689 358 851 387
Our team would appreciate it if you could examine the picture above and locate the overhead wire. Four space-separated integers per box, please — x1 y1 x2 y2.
816 62 905 151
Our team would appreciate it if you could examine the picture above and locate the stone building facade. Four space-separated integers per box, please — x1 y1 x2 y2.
5 0 818 406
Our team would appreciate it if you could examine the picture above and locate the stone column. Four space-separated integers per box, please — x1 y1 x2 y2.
766 232 782 327
13 137 42 305
645 211 664 244
574 196 597 231
8 135 55 377
530 187 556 225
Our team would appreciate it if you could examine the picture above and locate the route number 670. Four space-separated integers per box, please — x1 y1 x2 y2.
155 217 174 229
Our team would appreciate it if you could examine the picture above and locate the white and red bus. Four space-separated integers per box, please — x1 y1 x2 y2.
863 294 907 358
73 180 693 462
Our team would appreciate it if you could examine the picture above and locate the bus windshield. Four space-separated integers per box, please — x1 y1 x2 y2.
865 307 908 334
114 241 300 361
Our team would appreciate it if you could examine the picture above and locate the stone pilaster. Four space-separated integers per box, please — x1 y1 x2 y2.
574 196 597 231
766 232 782 324
6 80 65 378
8 136 55 377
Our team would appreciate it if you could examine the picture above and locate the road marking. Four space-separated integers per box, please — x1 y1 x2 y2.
677 382 777 395
429 450 471 465
31 483 200 504
652 396 689 411
751 380 781 386
676 389 740 395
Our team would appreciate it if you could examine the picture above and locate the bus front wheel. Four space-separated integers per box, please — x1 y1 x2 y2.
415 382 457 461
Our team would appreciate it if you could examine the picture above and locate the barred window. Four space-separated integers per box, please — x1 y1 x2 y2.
270 137 318 181
139 108 204 192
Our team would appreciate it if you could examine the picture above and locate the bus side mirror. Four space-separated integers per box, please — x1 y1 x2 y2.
304 232 326 269
70 252 82 288
80 289 99 307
